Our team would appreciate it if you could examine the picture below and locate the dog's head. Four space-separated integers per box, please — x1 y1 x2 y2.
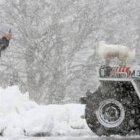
3 29 12 41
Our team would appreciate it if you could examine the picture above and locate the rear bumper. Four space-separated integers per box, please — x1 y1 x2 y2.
98 77 138 81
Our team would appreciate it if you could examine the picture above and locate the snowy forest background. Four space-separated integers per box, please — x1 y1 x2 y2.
0 0 139 104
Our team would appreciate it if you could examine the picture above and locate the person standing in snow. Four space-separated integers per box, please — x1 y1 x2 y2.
0 29 12 57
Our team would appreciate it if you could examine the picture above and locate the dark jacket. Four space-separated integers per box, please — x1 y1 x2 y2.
0 37 9 56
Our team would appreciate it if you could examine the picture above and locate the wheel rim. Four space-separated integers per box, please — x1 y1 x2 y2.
96 99 125 128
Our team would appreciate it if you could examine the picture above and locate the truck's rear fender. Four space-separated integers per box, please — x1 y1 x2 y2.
80 80 140 104
80 81 133 104
100 80 140 100
100 81 134 91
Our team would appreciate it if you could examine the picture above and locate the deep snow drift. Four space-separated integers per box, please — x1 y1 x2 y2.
0 86 92 137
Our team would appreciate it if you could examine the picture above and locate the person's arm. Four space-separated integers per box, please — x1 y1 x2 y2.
0 37 9 51
0 38 9 57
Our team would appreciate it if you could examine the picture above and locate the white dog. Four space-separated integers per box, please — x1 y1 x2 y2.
98 41 135 65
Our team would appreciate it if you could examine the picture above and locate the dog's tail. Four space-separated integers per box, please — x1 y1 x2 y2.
128 49 135 60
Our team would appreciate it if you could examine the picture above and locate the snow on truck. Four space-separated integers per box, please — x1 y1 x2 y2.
81 65 140 136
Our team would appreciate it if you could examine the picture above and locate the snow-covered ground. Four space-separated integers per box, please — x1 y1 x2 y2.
1 86 140 140
0 86 93 137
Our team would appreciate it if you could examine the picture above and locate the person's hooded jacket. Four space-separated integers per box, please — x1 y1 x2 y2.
0 30 12 56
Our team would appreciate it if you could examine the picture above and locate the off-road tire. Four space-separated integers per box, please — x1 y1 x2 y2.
85 81 140 136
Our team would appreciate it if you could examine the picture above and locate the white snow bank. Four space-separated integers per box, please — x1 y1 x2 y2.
0 86 91 137
0 86 38 115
